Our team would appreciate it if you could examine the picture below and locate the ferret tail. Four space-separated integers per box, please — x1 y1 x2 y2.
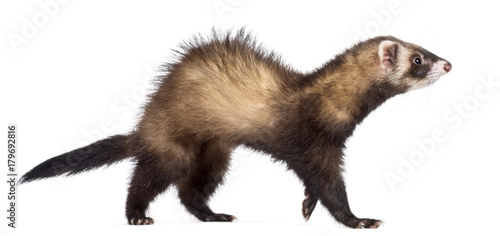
19 134 132 184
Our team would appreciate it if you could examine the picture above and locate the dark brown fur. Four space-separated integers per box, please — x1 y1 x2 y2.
21 29 451 228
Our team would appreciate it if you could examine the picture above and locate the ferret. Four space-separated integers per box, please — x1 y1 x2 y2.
20 29 452 228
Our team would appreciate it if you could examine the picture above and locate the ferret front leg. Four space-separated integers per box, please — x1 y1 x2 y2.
317 174 382 228
292 150 382 228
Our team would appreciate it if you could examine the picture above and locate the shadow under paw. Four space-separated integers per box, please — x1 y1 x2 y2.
200 213 237 222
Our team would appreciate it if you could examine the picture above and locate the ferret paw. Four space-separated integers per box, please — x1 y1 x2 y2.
354 218 383 229
200 213 237 222
302 194 318 221
128 217 155 225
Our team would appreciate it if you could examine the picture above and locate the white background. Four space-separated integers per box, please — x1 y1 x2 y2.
1 0 499 235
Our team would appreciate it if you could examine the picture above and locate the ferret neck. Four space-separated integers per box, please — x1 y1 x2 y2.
303 69 400 131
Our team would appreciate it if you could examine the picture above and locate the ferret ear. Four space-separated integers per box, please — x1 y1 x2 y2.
378 40 399 73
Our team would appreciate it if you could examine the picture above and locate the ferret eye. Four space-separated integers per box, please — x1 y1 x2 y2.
414 57 422 66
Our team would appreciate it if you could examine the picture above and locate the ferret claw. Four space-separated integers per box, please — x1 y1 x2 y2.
302 190 318 221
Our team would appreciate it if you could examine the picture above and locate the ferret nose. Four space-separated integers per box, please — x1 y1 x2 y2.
443 61 452 72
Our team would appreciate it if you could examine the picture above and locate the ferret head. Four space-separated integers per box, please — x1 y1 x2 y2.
376 36 452 91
